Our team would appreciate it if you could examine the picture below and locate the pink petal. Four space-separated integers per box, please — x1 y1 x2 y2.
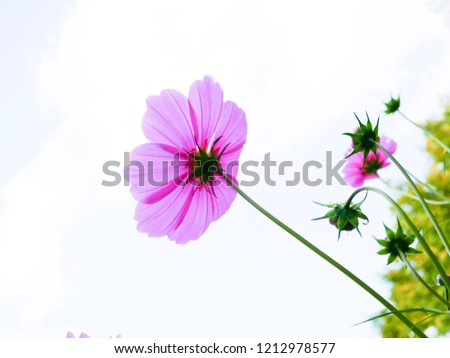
168 188 215 244
343 166 364 176
380 135 397 154
219 145 242 184
343 159 380 186
127 143 189 204
342 154 364 172
79 333 90 338
209 179 237 221
365 151 377 161
213 101 247 156
343 155 366 187
66 332 75 338
143 90 195 150
364 173 379 180
136 181 236 242
188 76 224 147
375 136 396 163
375 150 387 163
342 158 363 171
135 185 195 237
344 171 366 187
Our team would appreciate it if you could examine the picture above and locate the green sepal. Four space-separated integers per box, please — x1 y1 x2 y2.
404 235 416 245
337 216 347 230
377 248 390 255
376 239 390 247
384 224 396 240
347 215 359 229
387 253 397 265
395 217 404 237
406 248 422 255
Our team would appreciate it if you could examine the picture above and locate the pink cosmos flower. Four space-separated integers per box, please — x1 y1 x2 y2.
343 136 397 187
128 76 247 244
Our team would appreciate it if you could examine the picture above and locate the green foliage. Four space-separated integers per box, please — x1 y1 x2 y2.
380 106 450 337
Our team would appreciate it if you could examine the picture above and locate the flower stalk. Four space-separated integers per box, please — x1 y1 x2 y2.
345 186 450 292
373 141 450 257
397 250 450 309
218 169 427 337
398 110 450 154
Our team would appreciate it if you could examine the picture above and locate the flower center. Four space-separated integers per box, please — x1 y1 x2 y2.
363 158 382 174
190 146 221 185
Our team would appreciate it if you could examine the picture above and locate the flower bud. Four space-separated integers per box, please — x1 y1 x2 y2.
343 112 380 162
375 218 421 265
437 274 450 286
314 199 368 239
384 96 401 115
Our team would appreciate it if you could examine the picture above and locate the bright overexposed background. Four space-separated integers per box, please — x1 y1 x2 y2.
1 0 449 337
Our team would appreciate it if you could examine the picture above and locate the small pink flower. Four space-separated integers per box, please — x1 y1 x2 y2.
343 136 397 187
128 76 247 244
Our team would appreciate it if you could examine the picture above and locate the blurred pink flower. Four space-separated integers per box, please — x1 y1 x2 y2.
66 331 121 338
66 331 90 338
343 136 397 187
128 76 247 244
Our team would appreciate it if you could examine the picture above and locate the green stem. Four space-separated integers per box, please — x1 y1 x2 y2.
398 110 450 154
397 250 450 309
218 172 427 337
379 178 450 206
395 192 450 206
405 170 450 202
345 187 450 293
375 142 450 256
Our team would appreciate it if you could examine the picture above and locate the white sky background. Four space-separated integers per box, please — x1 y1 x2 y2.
0 0 450 337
